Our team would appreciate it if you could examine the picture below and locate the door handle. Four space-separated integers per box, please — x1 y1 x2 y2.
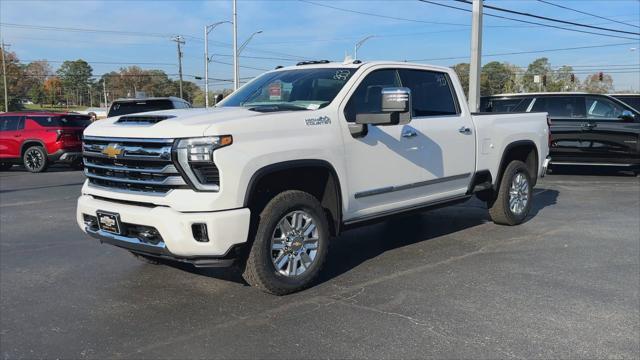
13 134 21 137
581 123 597 130
402 129 417 138
458 126 472 135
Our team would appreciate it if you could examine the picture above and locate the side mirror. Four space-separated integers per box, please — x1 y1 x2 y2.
213 94 224 105
355 87 412 126
619 110 636 122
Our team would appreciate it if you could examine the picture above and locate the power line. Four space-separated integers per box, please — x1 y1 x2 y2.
536 0 640 30
453 0 640 36
211 60 270 72
418 1 640 41
406 42 638 61
0 22 175 39
22 59 176 66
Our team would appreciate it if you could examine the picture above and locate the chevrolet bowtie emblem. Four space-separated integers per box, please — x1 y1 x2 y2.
102 143 123 159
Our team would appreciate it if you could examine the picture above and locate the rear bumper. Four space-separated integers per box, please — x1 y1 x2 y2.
541 156 551 177
49 149 82 163
76 195 251 265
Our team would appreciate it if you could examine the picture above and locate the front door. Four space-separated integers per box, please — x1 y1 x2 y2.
339 67 475 221
0 116 23 159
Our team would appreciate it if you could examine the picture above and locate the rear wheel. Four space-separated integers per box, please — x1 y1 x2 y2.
243 190 329 295
488 160 532 226
23 146 48 173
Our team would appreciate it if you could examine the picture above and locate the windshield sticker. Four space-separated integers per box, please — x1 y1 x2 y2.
307 104 321 110
268 81 282 100
333 70 351 81
436 74 448 87
305 116 331 126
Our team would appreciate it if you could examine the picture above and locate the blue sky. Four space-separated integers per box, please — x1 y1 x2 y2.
1 0 639 91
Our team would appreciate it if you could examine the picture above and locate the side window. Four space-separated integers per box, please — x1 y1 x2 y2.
398 69 458 117
586 96 626 120
485 98 532 112
344 69 400 122
531 97 586 119
0 116 20 131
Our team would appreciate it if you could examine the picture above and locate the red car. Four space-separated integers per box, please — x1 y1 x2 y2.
0 112 91 172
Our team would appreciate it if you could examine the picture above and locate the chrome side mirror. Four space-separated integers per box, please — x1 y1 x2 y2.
355 87 412 127
619 110 636 122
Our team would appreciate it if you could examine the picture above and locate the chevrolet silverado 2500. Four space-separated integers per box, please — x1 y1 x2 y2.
77 61 550 295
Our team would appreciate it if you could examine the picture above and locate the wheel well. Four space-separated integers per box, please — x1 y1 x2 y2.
21 141 45 157
496 141 539 189
245 161 342 236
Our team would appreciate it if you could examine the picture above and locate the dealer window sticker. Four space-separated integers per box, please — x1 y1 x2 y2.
333 70 351 81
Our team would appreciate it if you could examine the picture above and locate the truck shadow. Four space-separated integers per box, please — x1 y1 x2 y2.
174 189 559 289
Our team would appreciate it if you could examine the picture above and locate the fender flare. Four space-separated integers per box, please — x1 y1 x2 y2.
494 140 539 190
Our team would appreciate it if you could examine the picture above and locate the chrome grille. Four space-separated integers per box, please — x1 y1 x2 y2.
82 136 186 194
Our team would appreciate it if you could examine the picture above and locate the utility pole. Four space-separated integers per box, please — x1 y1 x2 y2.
468 0 483 112
205 21 231 108
102 78 108 108
232 0 239 90
1 40 10 112
172 35 185 99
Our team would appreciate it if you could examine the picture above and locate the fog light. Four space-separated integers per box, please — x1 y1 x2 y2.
192 223 209 242
83 214 98 231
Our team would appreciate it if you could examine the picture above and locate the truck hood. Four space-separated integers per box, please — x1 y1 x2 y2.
83 107 266 138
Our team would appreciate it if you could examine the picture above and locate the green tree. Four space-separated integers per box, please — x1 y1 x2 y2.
548 65 576 92
451 63 470 99
0 49 26 111
56 59 93 106
522 57 552 92
581 73 614 94
480 61 516 96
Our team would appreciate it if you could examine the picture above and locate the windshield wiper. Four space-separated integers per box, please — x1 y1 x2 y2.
246 103 309 112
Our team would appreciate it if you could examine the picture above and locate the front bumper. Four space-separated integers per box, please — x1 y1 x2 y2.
541 156 551 177
77 195 251 265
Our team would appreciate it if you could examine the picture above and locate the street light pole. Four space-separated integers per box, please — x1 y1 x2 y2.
1 39 10 112
172 35 185 99
235 30 263 89
354 35 374 60
468 0 483 112
205 21 231 108
232 0 239 90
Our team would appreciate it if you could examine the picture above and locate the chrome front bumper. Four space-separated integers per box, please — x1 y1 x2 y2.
541 156 551 177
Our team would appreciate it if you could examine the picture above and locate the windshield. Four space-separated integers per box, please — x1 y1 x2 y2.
31 115 92 128
219 68 356 110
108 99 174 117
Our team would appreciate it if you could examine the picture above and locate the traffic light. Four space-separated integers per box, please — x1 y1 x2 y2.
598 72 604 81
570 73 575 83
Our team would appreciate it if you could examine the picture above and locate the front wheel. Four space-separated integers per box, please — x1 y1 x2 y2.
23 146 48 173
243 190 329 295
488 160 533 226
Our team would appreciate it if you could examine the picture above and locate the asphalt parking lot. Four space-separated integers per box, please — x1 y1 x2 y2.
0 166 638 359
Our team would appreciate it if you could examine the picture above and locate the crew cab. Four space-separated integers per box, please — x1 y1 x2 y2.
0 112 91 172
481 92 640 173
77 61 549 294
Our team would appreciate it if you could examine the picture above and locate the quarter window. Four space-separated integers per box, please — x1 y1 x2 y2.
531 97 586 119
397 69 458 117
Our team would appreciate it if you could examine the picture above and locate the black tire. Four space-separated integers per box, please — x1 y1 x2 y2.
0 163 12 171
130 252 161 265
488 160 533 226
242 190 330 295
22 146 48 173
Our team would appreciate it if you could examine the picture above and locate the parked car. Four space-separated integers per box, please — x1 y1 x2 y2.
77 61 549 295
0 112 91 172
107 97 191 118
481 92 640 173
76 107 108 121
607 94 640 112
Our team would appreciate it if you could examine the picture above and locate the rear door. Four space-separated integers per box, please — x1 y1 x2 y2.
531 96 587 162
583 95 640 163
0 116 24 159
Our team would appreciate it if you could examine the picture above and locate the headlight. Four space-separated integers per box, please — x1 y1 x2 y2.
175 136 232 191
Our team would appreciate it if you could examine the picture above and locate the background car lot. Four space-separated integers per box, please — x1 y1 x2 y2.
0 167 638 358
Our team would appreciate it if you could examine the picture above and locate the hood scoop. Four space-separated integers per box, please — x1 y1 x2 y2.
116 115 176 124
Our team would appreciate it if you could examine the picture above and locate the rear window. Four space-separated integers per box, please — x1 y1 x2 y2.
482 97 532 112
108 100 174 117
31 115 92 128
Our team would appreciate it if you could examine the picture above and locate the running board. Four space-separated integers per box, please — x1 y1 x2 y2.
551 161 634 167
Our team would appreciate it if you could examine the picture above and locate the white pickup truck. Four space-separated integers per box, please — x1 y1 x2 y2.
77 60 550 294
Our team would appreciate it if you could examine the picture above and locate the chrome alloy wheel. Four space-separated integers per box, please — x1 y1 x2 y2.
508 172 529 215
271 210 319 277
25 149 44 171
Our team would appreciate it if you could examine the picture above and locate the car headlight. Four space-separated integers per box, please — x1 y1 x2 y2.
175 136 232 191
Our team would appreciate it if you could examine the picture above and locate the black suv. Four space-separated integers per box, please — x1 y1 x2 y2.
107 97 191 117
481 93 640 173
